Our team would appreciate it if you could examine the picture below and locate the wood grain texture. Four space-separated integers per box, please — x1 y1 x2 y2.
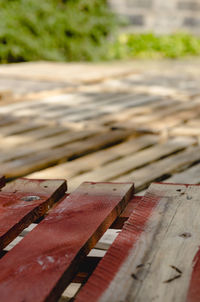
165 163 200 184
0 178 67 250
1 129 133 179
76 183 200 302
69 137 194 191
116 145 200 192
28 135 158 180
0 181 134 302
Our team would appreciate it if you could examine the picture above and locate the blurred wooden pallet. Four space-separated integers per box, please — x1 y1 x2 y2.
0 88 199 191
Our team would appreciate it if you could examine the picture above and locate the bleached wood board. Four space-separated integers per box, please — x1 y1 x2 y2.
57 94 160 123
165 163 200 184
0 126 72 148
111 98 200 131
75 183 200 302
28 135 158 180
0 129 97 155
69 137 195 191
169 126 200 137
115 145 200 192
1 129 133 178
0 122 47 137
91 97 180 126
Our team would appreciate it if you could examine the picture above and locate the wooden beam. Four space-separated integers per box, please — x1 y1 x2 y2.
75 183 200 302
0 181 134 302
0 178 67 250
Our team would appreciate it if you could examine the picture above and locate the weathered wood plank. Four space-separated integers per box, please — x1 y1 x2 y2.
165 163 200 184
111 98 200 132
115 145 200 192
169 126 200 137
0 129 97 155
69 137 194 191
28 135 158 180
76 183 200 302
0 122 46 137
0 181 134 302
92 97 179 128
0 178 67 250
1 129 133 178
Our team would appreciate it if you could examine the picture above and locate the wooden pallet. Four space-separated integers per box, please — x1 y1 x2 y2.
0 63 200 194
1 178 200 302
0 87 200 188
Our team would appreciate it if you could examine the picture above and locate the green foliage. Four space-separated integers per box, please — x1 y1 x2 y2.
1 1 200 64
0 0 117 63
110 33 200 59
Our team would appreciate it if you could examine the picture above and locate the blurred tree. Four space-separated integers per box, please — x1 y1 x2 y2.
0 0 118 62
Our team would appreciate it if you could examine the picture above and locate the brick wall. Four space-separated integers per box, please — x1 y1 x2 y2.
109 0 200 34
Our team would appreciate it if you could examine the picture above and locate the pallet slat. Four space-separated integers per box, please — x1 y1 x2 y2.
76 183 200 302
165 163 200 184
28 135 158 180
69 137 194 191
0 181 134 302
115 145 200 192
0 178 67 250
1 129 133 179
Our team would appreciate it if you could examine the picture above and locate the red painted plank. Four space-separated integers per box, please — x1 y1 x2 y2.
0 178 67 250
0 181 134 302
75 190 161 302
0 175 5 189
